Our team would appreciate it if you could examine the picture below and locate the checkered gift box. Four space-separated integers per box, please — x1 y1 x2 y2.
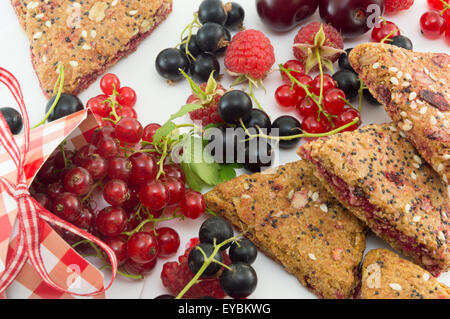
0 68 117 298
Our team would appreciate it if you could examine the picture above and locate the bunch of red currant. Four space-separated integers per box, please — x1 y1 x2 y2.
31 73 207 277
275 60 360 135
421 0 450 45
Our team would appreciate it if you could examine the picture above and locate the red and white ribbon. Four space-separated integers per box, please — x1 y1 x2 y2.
0 67 117 297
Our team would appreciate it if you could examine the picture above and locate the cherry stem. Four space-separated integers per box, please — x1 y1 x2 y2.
33 63 65 129
175 232 247 299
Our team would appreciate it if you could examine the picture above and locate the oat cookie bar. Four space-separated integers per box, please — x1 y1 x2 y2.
299 123 450 276
205 160 366 299
11 0 173 97
359 249 450 299
349 43 450 185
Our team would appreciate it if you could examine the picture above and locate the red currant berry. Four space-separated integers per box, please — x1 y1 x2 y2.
127 232 159 264
129 152 157 186
73 144 98 166
336 109 361 132
96 206 128 237
371 20 400 42
117 87 137 107
74 207 95 231
142 123 162 143
53 149 74 169
420 11 447 39
323 88 346 115
115 117 143 144
81 155 107 180
91 127 115 145
180 190 205 219
103 236 128 266
123 185 140 211
53 193 82 222
293 74 312 103
275 84 299 108
100 73 120 95
63 167 93 196
87 96 111 117
96 137 119 159
139 180 168 211
281 60 305 83
164 164 186 184
47 181 65 199
117 106 137 119
296 96 319 118
107 156 132 181
34 193 52 210
124 258 157 275
428 0 449 11
311 74 336 96
103 179 130 206
36 161 59 184
445 25 450 45
156 227 180 257
302 115 328 134
161 176 185 206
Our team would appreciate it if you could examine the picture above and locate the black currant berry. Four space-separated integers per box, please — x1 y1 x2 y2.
190 52 220 83
244 109 271 133
188 243 223 277
271 115 302 149
225 2 245 29
332 70 360 100
229 238 257 265
244 139 273 173
218 90 252 124
363 88 381 105
215 27 231 56
390 35 413 51
338 48 356 73
206 126 246 164
199 217 234 250
46 93 84 122
196 22 227 53
0 107 23 135
155 48 190 81
198 0 227 25
180 35 203 58
220 263 257 299
154 294 175 299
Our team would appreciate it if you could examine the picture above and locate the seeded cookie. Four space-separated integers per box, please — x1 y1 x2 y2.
349 43 450 185
205 160 366 299
299 123 450 276
11 0 173 97
359 249 450 299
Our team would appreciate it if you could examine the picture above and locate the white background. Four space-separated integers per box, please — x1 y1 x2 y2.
0 0 449 299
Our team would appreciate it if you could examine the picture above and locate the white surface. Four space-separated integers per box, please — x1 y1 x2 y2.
0 0 449 299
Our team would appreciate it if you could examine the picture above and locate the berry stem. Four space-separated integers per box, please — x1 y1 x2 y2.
358 80 368 113
33 63 65 129
247 80 264 111
81 181 102 204
380 31 395 44
122 209 183 238
179 13 201 61
100 264 144 280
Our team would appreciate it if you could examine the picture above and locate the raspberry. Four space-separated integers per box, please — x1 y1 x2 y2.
161 238 231 299
293 22 344 74
224 29 275 80
385 0 414 13
187 83 225 126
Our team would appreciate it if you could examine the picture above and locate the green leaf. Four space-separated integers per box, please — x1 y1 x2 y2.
168 103 203 122
153 121 177 147
204 71 217 96
218 164 237 182
181 162 205 192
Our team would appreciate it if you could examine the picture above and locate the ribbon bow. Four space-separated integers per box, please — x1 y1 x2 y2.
0 68 117 297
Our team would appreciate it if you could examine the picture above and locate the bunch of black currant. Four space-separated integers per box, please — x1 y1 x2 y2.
155 0 245 83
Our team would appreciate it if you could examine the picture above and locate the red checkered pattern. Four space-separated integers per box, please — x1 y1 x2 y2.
0 68 117 299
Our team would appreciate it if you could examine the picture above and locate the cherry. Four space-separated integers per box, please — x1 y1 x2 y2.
371 20 400 42
53 193 82 223
117 87 137 108
163 164 186 184
63 167 93 196
96 137 119 158
180 190 205 219
96 206 128 237
74 207 95 231
161 176 185 206
129 152 157 186
103 236 128 266
311 74 336 96
117 107 137 119
103 179 130 206
323 88 346 115
302 115 328 134
81 155 108 180
73 144 98 166
156 227 180 257
142 123 162 143
336 108 361 131
420 11 447 39
100 73 120 95
114 117 143 144
139 180 168 211
124 258 157 275
127 231 159 264
107 156 132 181
87 96 111 117
296 96 319 118
91 126 115 145
280 60 305 83
275 84 300 108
